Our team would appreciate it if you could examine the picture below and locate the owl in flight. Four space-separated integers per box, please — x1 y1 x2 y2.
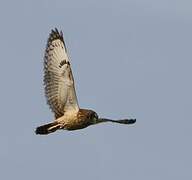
35 28 136 135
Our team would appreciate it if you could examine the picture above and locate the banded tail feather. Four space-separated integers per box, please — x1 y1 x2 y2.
35 121 61 135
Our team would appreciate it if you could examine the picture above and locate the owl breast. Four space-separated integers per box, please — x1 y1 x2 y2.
64 118 91 130
59 111 91 130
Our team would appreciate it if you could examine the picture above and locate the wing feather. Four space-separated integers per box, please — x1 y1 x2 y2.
44 28 79 118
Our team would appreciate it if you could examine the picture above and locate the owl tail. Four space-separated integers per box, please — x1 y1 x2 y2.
35 121 61 135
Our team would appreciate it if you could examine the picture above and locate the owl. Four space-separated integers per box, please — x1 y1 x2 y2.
35 28 136 135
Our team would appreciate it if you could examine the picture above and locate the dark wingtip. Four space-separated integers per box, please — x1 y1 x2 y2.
55 27 59 33
47 28 66 51
116 118 136 124
48 28 64 43
128 119 136 124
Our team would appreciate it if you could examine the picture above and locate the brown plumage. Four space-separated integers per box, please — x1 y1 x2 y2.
35 28 136 135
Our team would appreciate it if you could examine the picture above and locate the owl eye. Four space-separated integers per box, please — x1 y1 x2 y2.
94 113 98 119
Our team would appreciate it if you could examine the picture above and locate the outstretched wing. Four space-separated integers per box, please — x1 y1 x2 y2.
97 118 136 124
44 28 79 119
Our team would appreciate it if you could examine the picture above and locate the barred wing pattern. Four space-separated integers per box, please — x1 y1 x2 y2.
44 29 79 118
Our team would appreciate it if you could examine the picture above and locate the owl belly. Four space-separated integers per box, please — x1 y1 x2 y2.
64 118 91 130
57 113 90 131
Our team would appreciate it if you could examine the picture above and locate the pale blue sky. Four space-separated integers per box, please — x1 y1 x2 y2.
0 0 192 179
